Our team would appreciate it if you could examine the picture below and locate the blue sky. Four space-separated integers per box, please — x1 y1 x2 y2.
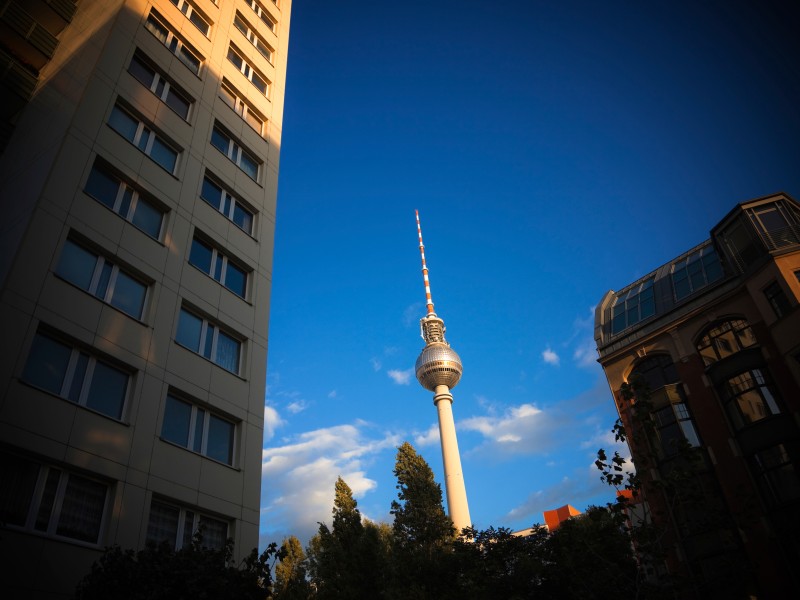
260 0 800 546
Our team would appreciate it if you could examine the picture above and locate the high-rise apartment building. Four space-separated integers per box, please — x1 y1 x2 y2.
0 1 291 596
594 193 800 597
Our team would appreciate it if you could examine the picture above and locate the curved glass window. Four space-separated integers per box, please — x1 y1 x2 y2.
720 368 781 430
630 354 679 391
611 277 655 334
671 246 723 301
696 319 757 366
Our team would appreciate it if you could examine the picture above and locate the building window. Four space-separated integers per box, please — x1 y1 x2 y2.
720 368 781 430
247 0 276 33
161 394 235 465
764 281 791 319
56 239 148 319
168 0 210 37
200 173 255 234
630 354 679 391
84 161 164 239
175 308 241 375
696 319 757 366
748 201 800 250
146 499 227 550
22 332 129 420
611 277 655 334
220 78 266 136
0 452 108 545
233 12 273 63
751 444 800 506
108 104 180 174
210 124 260 182
652 403 701 458
145 11 202 75
189 236 248 298
227 45 269 97
129 52 192 120
671 246 723 301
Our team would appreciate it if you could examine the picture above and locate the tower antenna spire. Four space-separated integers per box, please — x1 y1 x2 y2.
416 209 435 316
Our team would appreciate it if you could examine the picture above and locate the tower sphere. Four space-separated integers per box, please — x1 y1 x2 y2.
415 343 463 391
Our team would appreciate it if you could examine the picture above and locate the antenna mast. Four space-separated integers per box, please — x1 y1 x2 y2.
416 209 435 316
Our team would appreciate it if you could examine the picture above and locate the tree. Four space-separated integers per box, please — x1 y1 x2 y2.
388 442 457 599
74 533 280 600
274 536 309 600
306 476 389 598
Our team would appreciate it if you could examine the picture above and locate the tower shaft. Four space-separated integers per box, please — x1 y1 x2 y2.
434 385 472 533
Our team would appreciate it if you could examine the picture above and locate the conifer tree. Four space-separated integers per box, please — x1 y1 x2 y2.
274 536 309 599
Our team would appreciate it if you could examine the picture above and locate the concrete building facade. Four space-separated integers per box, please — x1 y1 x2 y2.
0 0 291 596
594 193 800 597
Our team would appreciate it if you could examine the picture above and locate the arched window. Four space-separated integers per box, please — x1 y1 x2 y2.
720 368 781 430
696 319 757 366
630 354 679 391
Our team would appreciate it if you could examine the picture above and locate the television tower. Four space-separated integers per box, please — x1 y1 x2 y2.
413 210 472 534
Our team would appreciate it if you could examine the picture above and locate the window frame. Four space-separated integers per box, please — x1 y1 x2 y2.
129 52 193 121
233 11 273 63
696 319 757 366
108 104 180 174
21 331 131 421
144 11 203 75
161 393 236 466
84 161 165 240
611 277 655 334
652 402 701 458
169 0 211 37
0 452 110 546
200 172 255 235
247 0 277 33
56 238 149 320
210 124 261 182
720 368 782 431
175 308 242 375
146 499 228 551
227 45 269 97
189 235 248 299
671 245 724 301
220 78 266 136
763 280 791 319
751 444 800 507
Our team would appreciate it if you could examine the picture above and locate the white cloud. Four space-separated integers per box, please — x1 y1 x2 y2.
387 368 413 385
573 337 599 368
460 403 564 456
328 390 337 398
287 401 307 414
414 424 440 447
263 404 285 442
542 347 560 366
370 357 382 371
261 423 402 545
403 302 423 327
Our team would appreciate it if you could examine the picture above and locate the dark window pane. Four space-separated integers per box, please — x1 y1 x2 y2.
150 137 177 172
232 203 253 233
227 48 242 70
109 107 138 142
23 334 72 394
85 167 120 208
56 475 106 543
162 395 192 447
207 415 234 464
189 239 213 274
129 55 156 88
201 177 223 210
85 362 128 420
239 150 258 180
225 262 246 297
176 310 202 351
198 515 226 550
145 16 169 44
193 408 205 452
131 198 163 239
215 331 239 373
179 47 200 74
211 128 229 154
110 271 147 318
35 468 60 531
95 262 113 300
0 453 39 526
147 501 179 546
165 88 190 119
57 241 97 291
